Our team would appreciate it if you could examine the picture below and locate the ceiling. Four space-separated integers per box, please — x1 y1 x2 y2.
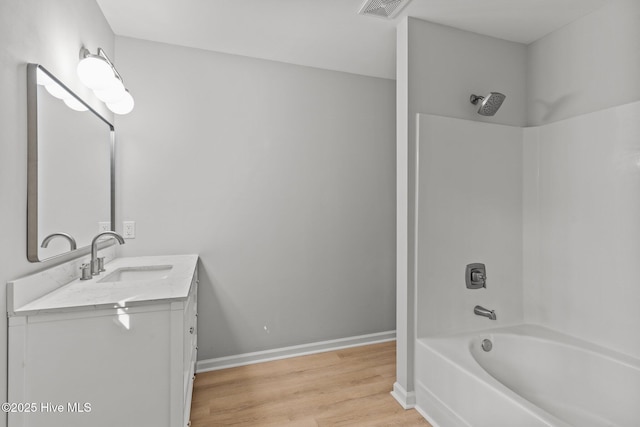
96 0 610 80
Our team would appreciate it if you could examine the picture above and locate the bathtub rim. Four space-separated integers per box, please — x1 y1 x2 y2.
416 327 565 427
414 323 640 427
424 324 640 368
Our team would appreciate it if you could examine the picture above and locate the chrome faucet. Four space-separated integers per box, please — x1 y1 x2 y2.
41 232 77 251
90 231 125 276
474 305 496 320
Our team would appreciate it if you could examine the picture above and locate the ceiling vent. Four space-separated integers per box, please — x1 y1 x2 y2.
357 0 413 20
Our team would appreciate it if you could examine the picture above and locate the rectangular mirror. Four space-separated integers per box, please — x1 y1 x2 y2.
27 63 115 262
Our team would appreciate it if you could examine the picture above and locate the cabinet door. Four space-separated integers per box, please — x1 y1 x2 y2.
10 308 172 427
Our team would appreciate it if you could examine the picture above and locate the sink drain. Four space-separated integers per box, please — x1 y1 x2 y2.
481 338 493 352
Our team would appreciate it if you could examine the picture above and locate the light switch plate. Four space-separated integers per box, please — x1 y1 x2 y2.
123 221 136 239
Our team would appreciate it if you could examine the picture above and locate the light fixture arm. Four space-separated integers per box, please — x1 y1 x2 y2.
79 46 125 85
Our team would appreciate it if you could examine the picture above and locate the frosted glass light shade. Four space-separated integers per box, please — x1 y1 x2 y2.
77 48 135 115
44 83 71 100
95 79 126 103
36 69 54 86
63 97 88 112
107 90 134 115
38 70 71 100
77 56 114 90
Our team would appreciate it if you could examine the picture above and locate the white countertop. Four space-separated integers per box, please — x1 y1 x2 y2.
12 254 198 316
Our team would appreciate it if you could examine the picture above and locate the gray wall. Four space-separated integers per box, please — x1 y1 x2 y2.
113 37 397 359
527 0 640 125
404 18 528 128
0 1 114 425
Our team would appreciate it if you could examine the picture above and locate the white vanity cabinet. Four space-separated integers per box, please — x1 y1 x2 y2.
7 255 199 427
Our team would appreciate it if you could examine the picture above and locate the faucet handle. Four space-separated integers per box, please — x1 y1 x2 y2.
471 272 485 282
466 263 487 289
97 257 106 272
79 263 92 281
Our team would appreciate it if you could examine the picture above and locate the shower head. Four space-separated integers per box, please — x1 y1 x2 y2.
470 92 506 116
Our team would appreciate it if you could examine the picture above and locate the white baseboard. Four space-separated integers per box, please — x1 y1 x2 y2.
391 381 416 409
196 330 396 373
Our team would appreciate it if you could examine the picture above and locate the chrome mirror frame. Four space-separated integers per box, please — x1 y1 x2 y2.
26 63 115 262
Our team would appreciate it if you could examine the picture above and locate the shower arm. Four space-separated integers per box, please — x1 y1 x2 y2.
470 94 484 105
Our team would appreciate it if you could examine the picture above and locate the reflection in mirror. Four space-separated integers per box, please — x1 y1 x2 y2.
27 64 114 262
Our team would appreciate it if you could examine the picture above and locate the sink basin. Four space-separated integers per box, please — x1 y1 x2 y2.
97 265 173 283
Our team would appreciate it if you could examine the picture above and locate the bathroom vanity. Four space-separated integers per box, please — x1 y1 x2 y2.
7 253 199 427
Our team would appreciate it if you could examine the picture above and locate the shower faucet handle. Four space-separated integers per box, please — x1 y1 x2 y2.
466 263 487 289
471 271 485 282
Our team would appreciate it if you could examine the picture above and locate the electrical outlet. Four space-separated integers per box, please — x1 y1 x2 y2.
98 221 111 232
123 221 136 239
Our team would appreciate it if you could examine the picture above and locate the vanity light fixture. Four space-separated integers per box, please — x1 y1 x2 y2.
35 67 88 112
77 47 134 115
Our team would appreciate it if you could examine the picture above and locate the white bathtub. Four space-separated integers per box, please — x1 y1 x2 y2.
415 324 640 427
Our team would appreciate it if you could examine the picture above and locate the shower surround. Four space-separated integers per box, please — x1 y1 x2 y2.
395 3 640 413
412 102 640 426
522 100 640 358
415 114 524 338
415 100 640 357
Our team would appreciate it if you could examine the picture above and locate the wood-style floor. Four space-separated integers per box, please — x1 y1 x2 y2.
190 341 431 426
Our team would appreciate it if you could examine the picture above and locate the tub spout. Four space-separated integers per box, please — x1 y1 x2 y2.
474 305 496 320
